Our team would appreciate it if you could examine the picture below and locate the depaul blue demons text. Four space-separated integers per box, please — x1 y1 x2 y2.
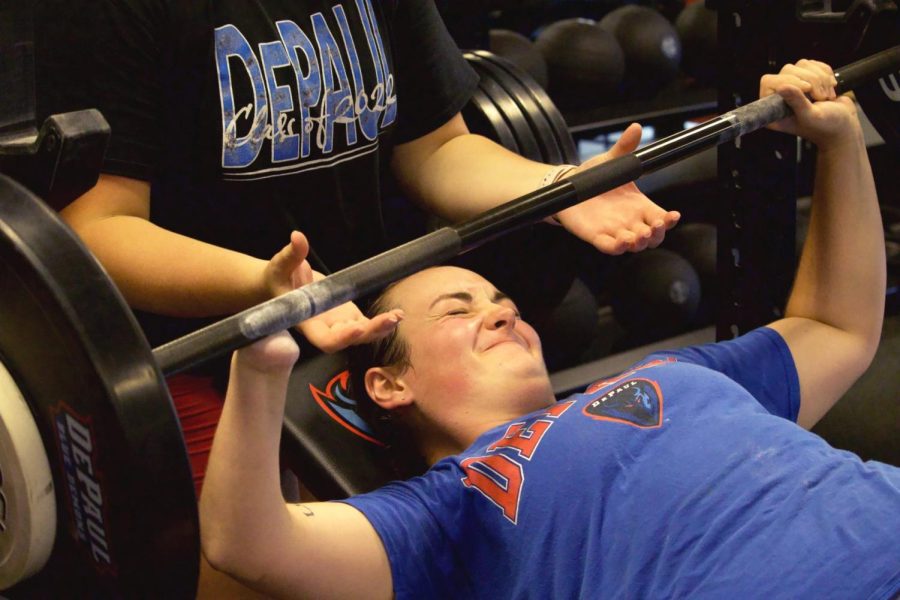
214 0 396 178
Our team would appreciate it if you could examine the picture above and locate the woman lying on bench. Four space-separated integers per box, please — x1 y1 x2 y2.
199 60 900 599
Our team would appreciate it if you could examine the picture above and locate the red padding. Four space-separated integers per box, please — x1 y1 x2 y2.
167 375 224 497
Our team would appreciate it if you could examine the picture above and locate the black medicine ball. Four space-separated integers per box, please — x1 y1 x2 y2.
534 18 626 107
607 248 701 340
664 222 717 325
489 29 550 89
599 5 682 98
675 2 718 84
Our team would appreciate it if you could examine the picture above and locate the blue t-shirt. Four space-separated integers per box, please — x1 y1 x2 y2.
341 328 900 599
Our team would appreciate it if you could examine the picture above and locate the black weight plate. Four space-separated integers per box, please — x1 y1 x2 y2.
477 74 542 161
0 175 198 597
473 50 580 165
474 50 567 165
464 53 544 162
462 86 521 154
467 52 565 165
467 57 543 162
468 61 541 161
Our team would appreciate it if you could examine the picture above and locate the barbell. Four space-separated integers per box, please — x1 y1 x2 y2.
0 45 897 596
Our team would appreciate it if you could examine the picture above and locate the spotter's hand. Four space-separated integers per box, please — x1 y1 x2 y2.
553 123 681 255
265 231 404 354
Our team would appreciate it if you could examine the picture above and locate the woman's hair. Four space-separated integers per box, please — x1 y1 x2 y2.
346 284 427 478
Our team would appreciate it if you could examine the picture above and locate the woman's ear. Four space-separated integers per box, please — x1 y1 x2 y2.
365 366 413 410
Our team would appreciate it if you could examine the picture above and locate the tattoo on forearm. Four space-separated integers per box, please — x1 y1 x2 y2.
293 503 315 517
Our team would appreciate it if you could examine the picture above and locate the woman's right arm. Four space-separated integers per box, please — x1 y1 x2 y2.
200 332 393 599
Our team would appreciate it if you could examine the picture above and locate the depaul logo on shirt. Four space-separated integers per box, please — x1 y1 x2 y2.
214 0 396 179
583 378 664 429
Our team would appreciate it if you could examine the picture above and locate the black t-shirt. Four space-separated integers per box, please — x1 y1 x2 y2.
37 0 477 347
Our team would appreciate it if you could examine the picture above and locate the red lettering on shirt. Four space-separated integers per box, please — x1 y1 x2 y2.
461 454 524 524
487 400 576 459
460 400 575 523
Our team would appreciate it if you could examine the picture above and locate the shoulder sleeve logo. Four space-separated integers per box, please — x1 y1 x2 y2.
582 378 663 428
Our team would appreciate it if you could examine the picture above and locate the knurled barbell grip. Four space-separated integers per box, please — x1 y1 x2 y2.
727 46 900 139
153 228 462 375
711 45 900 141
634 44 900 171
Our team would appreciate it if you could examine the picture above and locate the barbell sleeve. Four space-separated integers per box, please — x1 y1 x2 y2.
154 44 900 376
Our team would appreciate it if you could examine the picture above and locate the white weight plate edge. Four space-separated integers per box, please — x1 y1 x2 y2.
0 360 56 589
